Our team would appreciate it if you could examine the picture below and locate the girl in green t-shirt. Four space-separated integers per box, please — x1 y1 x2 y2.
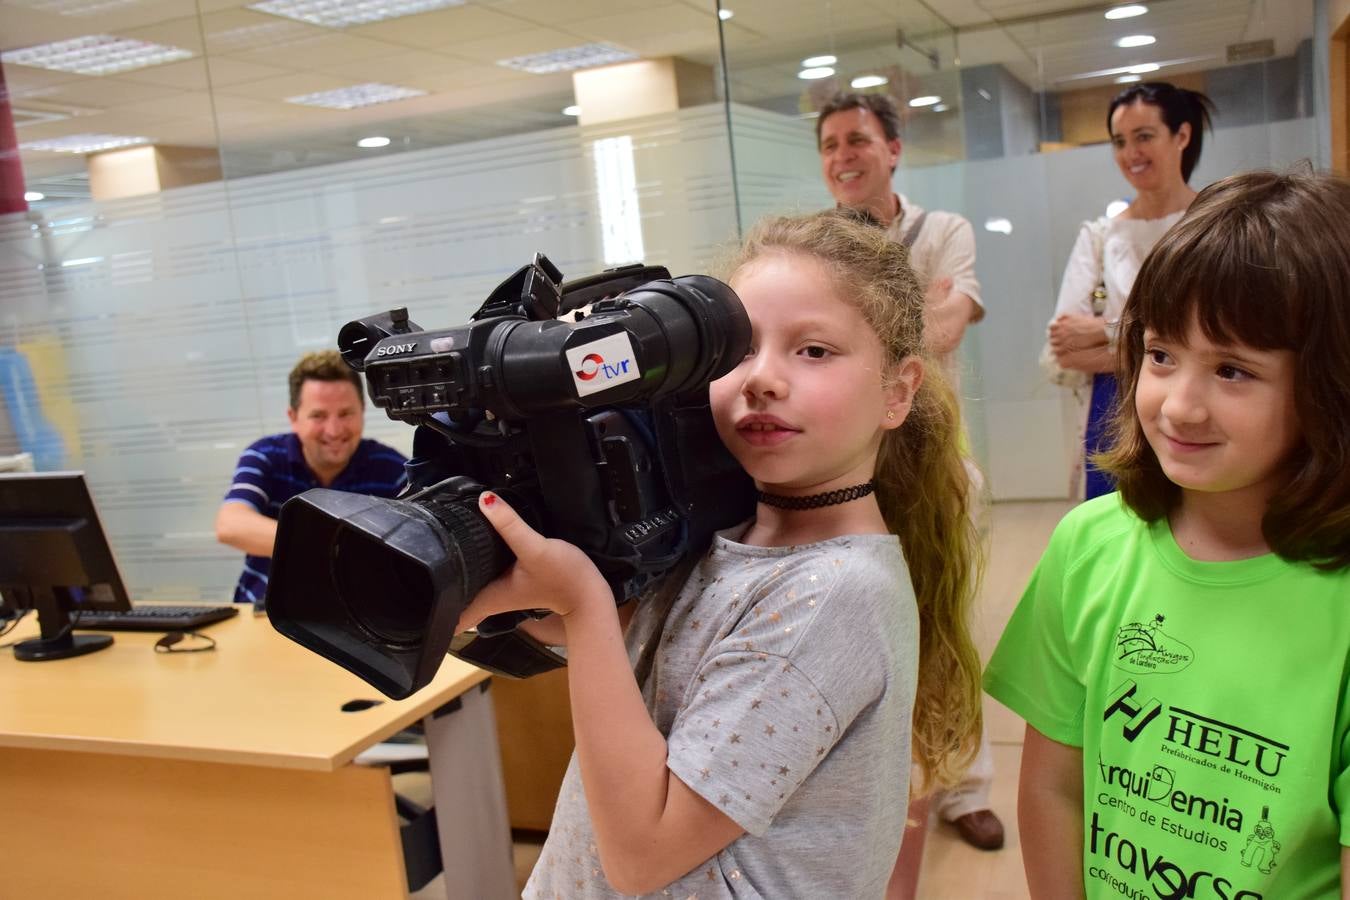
988 170 1350 898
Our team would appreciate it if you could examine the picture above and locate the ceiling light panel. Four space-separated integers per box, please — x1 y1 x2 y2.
248 0 465 29
286 83 427 109
1 35 193 76
20 133 150 153
496 43 637 75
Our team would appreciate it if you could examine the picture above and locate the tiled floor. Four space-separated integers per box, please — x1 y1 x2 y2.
915 498 1072 897
411 500 1071 898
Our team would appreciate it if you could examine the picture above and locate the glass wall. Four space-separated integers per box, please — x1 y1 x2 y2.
720 0 1321 498
0 0 1326 599
1 0 739 601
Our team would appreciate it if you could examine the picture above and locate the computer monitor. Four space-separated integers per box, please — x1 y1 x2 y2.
0 471 131 661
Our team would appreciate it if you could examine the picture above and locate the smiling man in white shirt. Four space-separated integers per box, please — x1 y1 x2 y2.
816 92 984 365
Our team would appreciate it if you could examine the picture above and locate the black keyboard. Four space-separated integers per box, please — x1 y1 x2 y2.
72 605 239 632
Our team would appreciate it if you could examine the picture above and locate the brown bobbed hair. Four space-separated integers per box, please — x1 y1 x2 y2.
721 209 983 792
288 349 365 411
1099 169 1350 569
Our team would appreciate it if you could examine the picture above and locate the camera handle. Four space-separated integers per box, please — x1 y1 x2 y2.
448 626 568 678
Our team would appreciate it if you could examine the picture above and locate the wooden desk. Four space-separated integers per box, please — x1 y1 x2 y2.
0 610 512 899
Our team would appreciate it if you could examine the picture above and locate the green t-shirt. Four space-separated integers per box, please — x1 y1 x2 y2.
986 495 1350 899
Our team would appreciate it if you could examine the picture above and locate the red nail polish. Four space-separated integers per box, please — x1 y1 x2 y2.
482 493 496 507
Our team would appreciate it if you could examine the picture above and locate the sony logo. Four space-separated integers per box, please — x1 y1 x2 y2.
376 342 417 357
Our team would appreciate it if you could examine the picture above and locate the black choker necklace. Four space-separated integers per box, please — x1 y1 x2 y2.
757 481 876 510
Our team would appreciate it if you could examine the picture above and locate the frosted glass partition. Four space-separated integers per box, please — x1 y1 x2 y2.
0 105 738 602
724 102 1320 500
727 105 832 222
901 118 1321 501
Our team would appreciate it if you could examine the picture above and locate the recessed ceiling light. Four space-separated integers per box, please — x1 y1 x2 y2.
850 75 888 89
562 105 581 116
1116 74 1142 83
909 95 941 108
931 103 949 112
247 0 465 29
798 67 835 80
24 191 45 202
286 83 427 109
1115 34 1156 48
356 136 390 148
718 8 733 20
802 55 836 68
1105 4 1148 19
20 133 150 154
1128 63 1160 74
497 43 636 74
1 35 192 76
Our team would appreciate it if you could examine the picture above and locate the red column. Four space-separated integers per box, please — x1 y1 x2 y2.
0 62 29 214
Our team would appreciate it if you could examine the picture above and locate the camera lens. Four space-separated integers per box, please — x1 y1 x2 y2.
331 525 434 647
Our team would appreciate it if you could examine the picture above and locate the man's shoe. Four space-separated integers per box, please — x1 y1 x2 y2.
950 809 1005 851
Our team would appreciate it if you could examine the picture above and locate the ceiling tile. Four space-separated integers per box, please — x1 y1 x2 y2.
201 7 325 55
349 4 527 48
115 56 211 89
306 48 457 83
442 24 593 64
3 64 90 97
25 77 187 108
482 0 674 26
200 55 292 86
120 14 206 53
568 4 716 45
212 71 369 101
225 32 407 70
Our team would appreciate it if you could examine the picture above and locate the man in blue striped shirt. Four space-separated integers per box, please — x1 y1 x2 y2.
215 350 407 607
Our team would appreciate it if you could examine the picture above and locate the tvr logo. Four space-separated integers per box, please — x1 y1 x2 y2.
574 353 631 382
567 333 641 397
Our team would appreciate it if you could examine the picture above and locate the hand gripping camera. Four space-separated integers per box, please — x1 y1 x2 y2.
265 255 755 699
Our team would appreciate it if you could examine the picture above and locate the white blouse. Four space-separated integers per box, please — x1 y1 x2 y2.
1047 210 1185 499
1051 210 1185 324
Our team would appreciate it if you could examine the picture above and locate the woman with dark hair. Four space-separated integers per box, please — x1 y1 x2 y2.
1043 81 1214 499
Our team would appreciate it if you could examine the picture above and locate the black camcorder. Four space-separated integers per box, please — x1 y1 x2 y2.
265 254 755 699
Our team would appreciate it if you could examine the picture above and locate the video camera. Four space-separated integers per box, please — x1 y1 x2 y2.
265 255 755 699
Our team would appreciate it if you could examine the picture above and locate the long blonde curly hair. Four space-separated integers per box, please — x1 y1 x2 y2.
722 210 984 792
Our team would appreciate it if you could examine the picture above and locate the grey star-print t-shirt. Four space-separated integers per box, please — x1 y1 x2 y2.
524 526 918 899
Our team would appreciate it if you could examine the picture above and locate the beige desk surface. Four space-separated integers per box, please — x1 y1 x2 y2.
0 609 488 771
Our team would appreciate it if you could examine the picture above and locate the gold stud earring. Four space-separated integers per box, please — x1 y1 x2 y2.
886 410 896 421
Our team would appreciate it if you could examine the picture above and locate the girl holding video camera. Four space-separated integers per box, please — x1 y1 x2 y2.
458 209 982 898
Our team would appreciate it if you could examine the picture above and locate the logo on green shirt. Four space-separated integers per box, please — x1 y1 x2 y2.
1115 613 1195 674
